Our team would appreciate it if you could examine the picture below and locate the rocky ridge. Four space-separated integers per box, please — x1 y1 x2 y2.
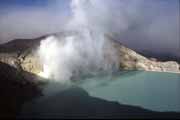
110 38 180 73
0 32 179 76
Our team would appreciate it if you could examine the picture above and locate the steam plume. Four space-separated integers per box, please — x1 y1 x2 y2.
38 0 119 82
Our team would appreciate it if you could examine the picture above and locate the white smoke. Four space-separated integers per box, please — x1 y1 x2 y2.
38 0 119 83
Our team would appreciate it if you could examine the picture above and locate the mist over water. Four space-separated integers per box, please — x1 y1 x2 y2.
38 0 119 83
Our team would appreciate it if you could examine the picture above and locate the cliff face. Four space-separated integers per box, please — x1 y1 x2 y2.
110 39 180 73
0 38 43 75
0 33 179 76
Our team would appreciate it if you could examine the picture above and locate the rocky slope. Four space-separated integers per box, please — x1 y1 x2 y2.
0 62 42 118
0 32 179 76
0 37 43 75
108 36 180 73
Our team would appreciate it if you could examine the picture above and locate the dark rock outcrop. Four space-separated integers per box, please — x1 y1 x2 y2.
0 62 42 118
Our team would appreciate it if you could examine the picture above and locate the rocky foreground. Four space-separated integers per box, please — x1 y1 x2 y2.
0 62 42 118
0 32 179 76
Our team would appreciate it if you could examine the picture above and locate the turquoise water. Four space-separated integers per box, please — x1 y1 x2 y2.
35 71 180 113
20 70 180 118
78 71 180 112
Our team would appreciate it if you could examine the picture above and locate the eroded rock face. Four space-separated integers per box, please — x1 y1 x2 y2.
116 45 180 73
0 38 43 75
19 53 43 75
0 52 43 75
106 36 180 73
0 33 179 76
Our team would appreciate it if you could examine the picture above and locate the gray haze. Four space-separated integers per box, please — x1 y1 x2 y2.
0 0 179 58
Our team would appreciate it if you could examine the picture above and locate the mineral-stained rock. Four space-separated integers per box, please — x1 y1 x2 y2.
106 35 179 73
20 53 43 75
0 37 43 75
0 32 179 75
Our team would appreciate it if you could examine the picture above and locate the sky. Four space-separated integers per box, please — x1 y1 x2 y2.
0 0 179 58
